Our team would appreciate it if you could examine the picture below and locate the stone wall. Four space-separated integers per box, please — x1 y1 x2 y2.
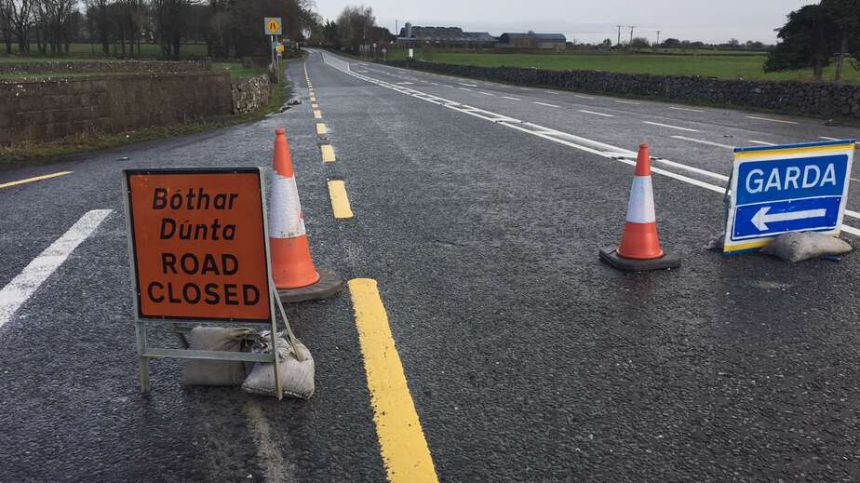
388 60 860 119
0 71 233 146
0 60 208 75
231 74 273 114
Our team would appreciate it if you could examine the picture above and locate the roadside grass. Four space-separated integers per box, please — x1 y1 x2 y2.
212 62 265 79
386 49 860 84
0 78 288 167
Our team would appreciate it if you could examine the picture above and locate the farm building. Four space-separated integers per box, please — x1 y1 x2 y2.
397 23 496 47
497 32 567 50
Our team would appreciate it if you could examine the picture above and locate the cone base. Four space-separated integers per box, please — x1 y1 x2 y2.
277 267 344 303
599 246 681 272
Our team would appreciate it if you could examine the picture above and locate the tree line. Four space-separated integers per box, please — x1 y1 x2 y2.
307 5 393 53
0 0 317 59
766 0 860 81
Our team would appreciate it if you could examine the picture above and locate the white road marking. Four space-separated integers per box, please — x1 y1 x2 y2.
746 115 798 125
669 106 705 113
643 121 700 132
574 94 595 100
459 87 472 91
534 101 560 108
845 209 860 220
544 90 560 95
478 91 495 96
318 51 860 236
0 209 112 331
671 135 733 149
653 158 730 182
502 96 521 101
820 136 859 147
615 99 641 105
578 109 614 118
458 82 478 87
748 140 776 146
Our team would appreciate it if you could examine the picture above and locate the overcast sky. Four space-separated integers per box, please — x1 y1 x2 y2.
312 0 818 44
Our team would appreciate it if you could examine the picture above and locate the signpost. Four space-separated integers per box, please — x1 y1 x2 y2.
123 168 283 398
264 17 282 71
723 139 855 255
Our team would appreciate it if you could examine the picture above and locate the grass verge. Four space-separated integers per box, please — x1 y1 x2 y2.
0 79 288 168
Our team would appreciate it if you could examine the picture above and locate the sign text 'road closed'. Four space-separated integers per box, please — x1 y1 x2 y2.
125 168 272 321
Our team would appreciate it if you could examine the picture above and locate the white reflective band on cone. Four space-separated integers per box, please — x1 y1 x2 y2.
269 174 306 238
626 176 656 223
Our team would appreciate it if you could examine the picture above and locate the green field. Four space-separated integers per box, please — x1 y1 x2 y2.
388 49 860 84
0 42 209 60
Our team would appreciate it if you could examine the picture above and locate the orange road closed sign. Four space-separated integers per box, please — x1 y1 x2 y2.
124 168 273 322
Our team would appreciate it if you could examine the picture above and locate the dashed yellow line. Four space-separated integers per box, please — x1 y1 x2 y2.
316 123 328 135
0 171 72 190
310 95 317 102
349 279 438 483
311 103 319 109
327 179 353 219
313 110 322 119
320 144 336 163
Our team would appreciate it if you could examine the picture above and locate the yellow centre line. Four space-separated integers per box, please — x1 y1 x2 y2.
327 179 354 219
313 110 322 119
348 279 438 483
311 103 319 109
310 96 317 102
320 144 336 163
316 123 328 135
0 171 72 190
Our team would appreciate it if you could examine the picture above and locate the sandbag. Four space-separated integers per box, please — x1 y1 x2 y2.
761 232 853 263
242 334 315 400
182 327 253 386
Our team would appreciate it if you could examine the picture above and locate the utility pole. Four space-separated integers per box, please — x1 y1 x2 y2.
616 25 622 46
628 25 636 44
656 30 661 46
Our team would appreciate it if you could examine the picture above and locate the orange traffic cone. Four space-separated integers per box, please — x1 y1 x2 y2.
268 128 343 302
599 144 680 271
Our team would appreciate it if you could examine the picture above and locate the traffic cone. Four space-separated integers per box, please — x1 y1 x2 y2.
599 144 681 271
268 128 343 302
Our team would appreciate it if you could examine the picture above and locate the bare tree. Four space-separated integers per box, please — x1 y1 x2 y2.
7 0 34 53
33 0 78 55
0 0 14 54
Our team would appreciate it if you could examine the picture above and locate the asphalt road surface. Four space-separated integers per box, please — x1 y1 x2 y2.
2 49 860 482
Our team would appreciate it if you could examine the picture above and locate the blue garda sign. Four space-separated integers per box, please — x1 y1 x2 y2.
724 140 855 255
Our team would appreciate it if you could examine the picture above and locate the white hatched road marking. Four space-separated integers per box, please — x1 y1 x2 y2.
502 96 521 101
671 135 733 149
578 110 614 118
746 115 798 125
534 101 560 108
0 209 112 330
669 106 705 113
319 52 860 234
643 121 700 133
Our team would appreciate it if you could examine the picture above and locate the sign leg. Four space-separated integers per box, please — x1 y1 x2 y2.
135 320 151 393
270 323 283 401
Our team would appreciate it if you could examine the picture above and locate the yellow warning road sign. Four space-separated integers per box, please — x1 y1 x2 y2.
264 17 282 36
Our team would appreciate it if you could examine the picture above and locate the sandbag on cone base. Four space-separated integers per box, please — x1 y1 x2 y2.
277 267 344 303
599 246 681 272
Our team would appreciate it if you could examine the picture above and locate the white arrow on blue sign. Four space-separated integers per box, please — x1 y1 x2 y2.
723 139 855 255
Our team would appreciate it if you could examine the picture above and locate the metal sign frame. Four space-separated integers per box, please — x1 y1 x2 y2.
723 139 855 255
122 167 283 399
